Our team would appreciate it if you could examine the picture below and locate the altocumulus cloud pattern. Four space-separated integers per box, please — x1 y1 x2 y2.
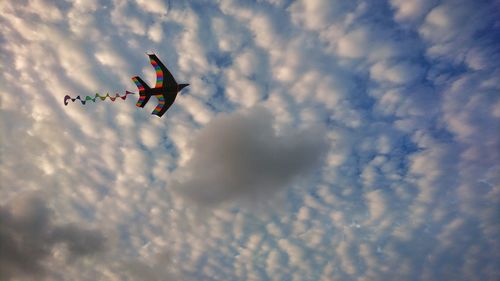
0 0 499 280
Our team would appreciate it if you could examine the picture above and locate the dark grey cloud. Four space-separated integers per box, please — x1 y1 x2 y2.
172 107 328 206
0 193 105 280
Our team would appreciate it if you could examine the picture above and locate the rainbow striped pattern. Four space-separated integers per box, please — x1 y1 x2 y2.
136 94 146 107
150 58 164 88
152 94 165 116
132 77 145 91
64 91 135 105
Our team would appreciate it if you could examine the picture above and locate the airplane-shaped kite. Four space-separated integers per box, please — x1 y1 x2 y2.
64 53 189 118
132 54 189 117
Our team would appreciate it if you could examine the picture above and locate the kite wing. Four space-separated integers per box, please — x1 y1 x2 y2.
148 54 177 88
152 93 169 117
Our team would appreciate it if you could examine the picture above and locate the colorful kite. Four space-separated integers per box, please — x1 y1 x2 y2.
64 53 189 118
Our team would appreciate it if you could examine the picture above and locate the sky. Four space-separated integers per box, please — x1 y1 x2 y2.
0 0 499 280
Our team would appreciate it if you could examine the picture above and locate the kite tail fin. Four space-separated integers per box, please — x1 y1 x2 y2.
132 76 151 108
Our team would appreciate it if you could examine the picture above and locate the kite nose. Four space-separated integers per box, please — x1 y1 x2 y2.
178 84 189 91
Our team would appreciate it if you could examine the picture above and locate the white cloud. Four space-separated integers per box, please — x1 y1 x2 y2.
370 61 424 85
179 95 213 124
289 0 355 31
419 2 467 42
211 16 246 53
135 0 168 15
148 22 164 43
28 0 63 22
364 190 386 222
389 0 436 23
139 125 161 149
337 27 370 59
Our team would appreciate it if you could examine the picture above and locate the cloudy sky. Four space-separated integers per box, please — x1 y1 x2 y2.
1 0 499 280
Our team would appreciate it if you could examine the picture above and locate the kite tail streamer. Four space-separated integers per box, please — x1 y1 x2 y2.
64 91 135 106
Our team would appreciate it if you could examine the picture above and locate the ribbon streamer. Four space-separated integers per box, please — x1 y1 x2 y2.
64 91 135 106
